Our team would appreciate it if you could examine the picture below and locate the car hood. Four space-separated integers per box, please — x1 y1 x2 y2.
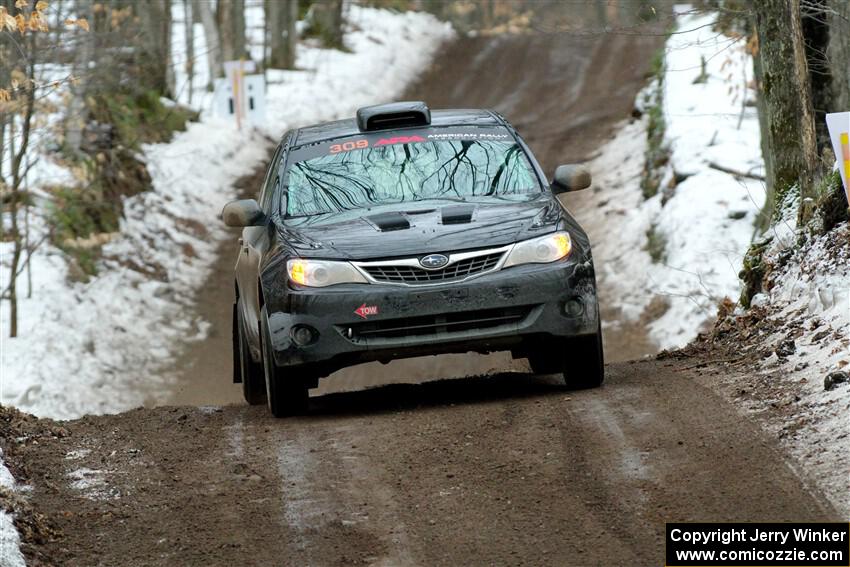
278 197 564 260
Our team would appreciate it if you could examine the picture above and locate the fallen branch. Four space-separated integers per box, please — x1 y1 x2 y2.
708 161 766 181
676 356 747 371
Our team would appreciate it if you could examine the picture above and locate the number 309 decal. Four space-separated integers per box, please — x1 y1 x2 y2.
328 135 427 154
329 139 369 154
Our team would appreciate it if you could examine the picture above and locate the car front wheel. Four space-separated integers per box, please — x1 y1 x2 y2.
563 325 604 389
259 306 309 417
527 324 604 389
236 303 266 405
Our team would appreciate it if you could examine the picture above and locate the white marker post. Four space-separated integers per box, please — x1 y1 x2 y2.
825 111 850 203
215 60 266 128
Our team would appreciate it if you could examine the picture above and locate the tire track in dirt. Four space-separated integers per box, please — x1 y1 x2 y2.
4 358 840 566
274 424 414 566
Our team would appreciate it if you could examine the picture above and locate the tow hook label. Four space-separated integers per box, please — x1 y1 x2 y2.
354 303 379 319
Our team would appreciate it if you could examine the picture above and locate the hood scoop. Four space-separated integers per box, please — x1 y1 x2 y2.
364 212 410 232
441 205 475 225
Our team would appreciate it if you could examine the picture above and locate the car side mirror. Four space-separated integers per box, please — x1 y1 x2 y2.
222 199 267 227
551 164 592 193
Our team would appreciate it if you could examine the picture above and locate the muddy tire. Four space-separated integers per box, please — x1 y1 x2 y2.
527 325 604 389
564 326 604 390
232 303 241 384
527 347 564 375
260 306 309 418
237 304 266 406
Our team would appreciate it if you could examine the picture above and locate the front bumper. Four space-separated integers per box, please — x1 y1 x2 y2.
266 258 598 376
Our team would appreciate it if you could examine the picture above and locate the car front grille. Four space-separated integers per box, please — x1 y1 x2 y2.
353 246 510 286
340 305 537 344
360 252 502 284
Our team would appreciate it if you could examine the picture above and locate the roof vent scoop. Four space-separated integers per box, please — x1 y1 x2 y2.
356 101 431 132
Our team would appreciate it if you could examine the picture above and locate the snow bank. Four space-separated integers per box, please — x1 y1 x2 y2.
736 217 850 515
1 6 453 420
582 8 764 351
0 452 25 567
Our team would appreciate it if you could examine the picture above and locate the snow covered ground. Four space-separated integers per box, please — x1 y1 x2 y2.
1 6 453 420
579 8 765 351
579 7 848 515
711 216 850 516
0 8 450 562
0 452 25 567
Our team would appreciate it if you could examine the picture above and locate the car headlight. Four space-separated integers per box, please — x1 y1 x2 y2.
287 259 368 287
503 232 572 268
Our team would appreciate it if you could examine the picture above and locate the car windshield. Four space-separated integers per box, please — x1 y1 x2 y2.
284 140 540 217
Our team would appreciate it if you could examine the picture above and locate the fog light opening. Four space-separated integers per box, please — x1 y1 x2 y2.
563 298 585 318
291 325 317 346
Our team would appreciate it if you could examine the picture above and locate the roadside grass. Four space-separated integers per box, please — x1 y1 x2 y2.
90 90 198 149
645 222 668 264
48 184 121 281
641 48 671 200
738 237 771 308
812 170 848 235
737 172 848 308
48 91 198 281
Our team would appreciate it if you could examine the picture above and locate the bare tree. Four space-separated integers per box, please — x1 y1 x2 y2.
184 0 195 104
826 0 850 112
233 0 246 59
267 0 297 69
65 0 94 156
197 0 221 88
311 0 343 49
218 0 246 62
286 0 298 64
139 0 175 97
3 32 37 338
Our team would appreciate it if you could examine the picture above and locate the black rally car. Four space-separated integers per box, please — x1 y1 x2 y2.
223 101 603 417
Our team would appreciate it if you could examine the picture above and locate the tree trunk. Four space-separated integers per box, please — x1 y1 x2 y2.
0 118 5 184
164 0 176 97
826 0 850 113
266 0 281 66
6 37 37 338
217 0 240 63
0 15 7 183
800 0 832 154
267 0 297 69
286 0 298 66
232 0 246 60
138 0 174 97
184 0 195 104
752 46 774 233
753 0 818 225
197 0 221 87
312 0 343 49
65 0 93 155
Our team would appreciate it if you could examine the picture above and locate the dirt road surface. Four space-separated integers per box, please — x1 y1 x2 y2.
2 13 842 567
5 359 839 567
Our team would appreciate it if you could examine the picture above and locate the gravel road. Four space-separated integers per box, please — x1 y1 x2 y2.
4 359 838 566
